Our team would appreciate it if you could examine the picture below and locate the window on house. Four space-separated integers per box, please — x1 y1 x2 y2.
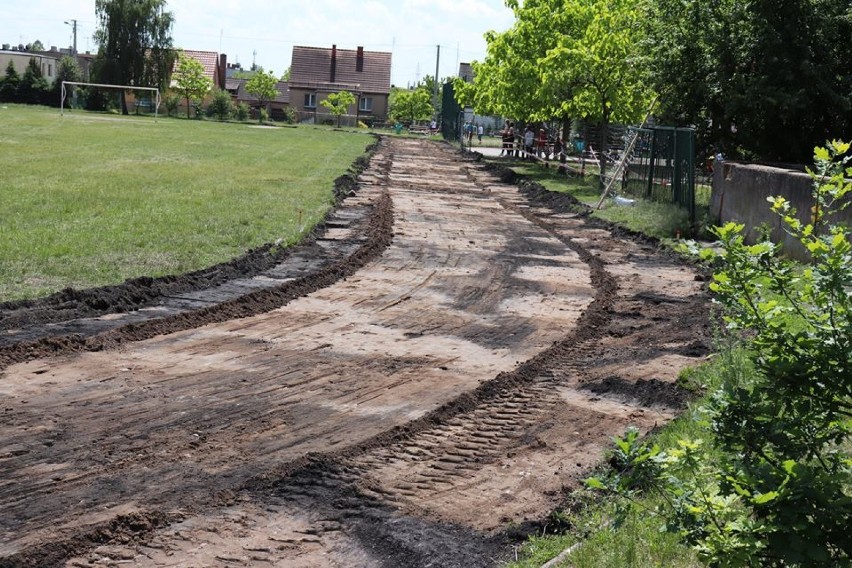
359 96 373 112
304 93 316 108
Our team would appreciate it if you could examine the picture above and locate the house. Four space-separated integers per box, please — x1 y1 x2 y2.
0 47 60 85
172 49 227 90
288 44 392 125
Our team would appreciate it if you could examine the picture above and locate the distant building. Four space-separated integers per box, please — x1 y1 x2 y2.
0 48 60 85
458 62 474 83
288 44 392 125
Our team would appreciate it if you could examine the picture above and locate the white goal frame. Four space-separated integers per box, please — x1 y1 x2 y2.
61 81 161 120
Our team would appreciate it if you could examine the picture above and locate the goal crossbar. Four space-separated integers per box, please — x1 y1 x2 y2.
61 81 161 120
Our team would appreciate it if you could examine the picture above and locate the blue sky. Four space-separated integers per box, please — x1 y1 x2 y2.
1 0 515 87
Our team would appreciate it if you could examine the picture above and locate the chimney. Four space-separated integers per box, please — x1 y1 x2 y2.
356 46 364 72
330 44 337 83
219 53 227 89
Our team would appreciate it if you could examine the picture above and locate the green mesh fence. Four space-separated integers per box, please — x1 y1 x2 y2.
441 81 462 142
622 126 696 222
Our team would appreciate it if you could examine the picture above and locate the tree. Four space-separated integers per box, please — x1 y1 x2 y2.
462 0 652 174
419 74 443 117
244 70 279 123
50 55 82 107
172 52 211 118
389 87 433 124
0 60 20 103
93 0 174 114
25 40 45 52
280 67 291 82
646 0 852 163
538 0 654 181
18 57 48 105
320 90 356 127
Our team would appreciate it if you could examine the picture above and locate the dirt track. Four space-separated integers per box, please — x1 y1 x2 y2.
0 138 711 568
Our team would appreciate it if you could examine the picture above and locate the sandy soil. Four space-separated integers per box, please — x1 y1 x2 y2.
0 138 712 568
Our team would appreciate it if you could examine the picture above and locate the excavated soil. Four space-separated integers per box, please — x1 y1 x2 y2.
0 138 712 568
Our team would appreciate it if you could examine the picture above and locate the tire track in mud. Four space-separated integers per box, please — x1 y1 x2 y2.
1 139 711 568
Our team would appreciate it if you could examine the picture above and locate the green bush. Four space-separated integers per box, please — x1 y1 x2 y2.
591 141 852 567
234 102 249 122
164 92 180 117
207 88 233 121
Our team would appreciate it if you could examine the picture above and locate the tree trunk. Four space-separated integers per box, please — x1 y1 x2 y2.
598 110 610 188
185 96 191 119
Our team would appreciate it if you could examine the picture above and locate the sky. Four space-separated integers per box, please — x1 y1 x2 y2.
0 0 516 87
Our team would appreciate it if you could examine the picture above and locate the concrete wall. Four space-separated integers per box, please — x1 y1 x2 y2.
711 162 852 261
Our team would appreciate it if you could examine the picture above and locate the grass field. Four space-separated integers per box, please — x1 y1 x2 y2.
0 105 372 301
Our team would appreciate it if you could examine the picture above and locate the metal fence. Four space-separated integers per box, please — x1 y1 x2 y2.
621 126 696 222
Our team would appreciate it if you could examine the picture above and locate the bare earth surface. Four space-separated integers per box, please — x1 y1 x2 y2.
0 138 711 568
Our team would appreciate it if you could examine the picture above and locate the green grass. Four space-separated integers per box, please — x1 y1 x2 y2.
499 158 710 241
0 105 372 301
511 500 703 568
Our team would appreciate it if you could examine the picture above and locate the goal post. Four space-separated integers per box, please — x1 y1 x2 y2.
60 81 161 120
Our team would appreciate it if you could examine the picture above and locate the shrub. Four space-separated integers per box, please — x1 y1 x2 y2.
590 140 852 567
207 88 233 121
234 102 250 122
164 92 180 117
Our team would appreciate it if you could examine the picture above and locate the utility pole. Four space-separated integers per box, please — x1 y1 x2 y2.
434 45 440 94
64 19 77 55
434 44 440 112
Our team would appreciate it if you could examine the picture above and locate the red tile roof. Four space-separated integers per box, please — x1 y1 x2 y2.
174 50 219 84
289 45 391 95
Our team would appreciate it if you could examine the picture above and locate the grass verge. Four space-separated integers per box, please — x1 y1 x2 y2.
0 105 372 301
503 159 711 242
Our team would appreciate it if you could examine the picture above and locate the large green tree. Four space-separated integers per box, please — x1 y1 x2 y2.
172 52 211 118
93 0 174 114
540 0 653 179
464 0 652 180
646 0 852 162
389 87 434 124
244 71 279 123
320 90 356 127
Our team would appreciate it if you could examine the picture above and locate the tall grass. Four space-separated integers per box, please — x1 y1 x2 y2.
0 105 372 301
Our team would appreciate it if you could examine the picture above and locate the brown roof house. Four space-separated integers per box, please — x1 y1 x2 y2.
289 45 391 126
168 49 227 116
173 49 227 90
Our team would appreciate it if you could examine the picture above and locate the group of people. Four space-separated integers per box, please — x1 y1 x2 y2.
463 121 485 144
499 120 564 160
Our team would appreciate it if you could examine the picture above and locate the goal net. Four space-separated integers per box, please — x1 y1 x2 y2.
60 81 161 119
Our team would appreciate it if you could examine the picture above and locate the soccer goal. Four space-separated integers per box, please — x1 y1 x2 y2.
60 81 161 119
